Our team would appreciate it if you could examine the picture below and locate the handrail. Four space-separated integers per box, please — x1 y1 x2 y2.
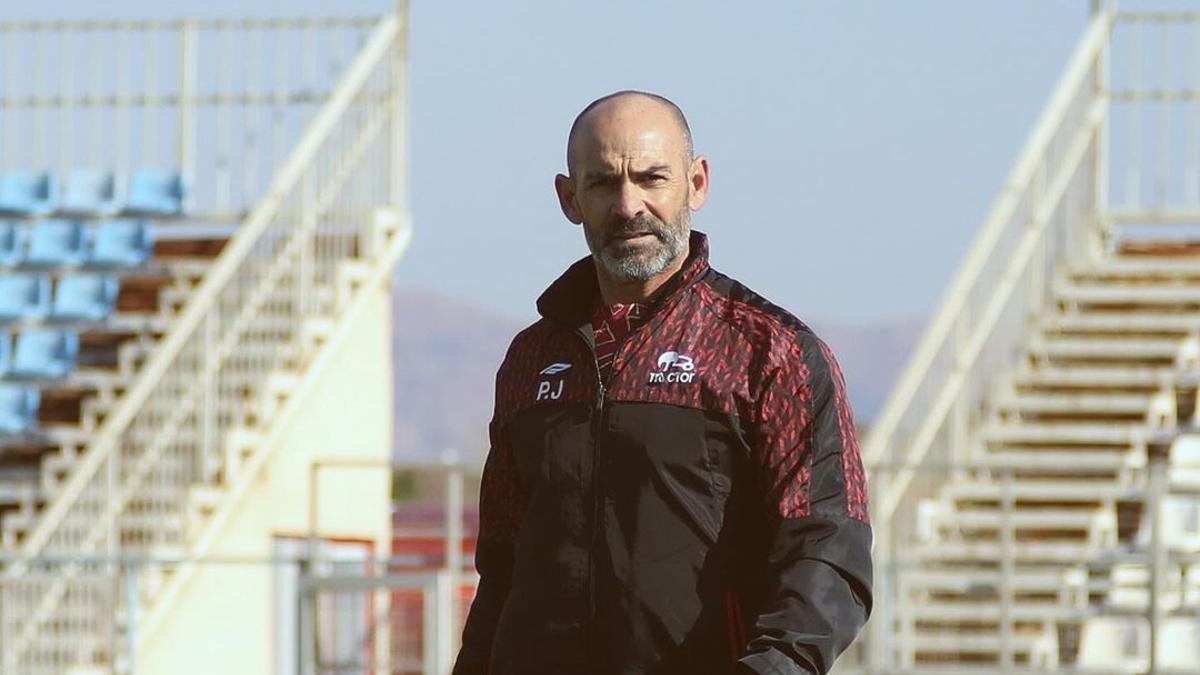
10 14 399 562
862 12 1113 473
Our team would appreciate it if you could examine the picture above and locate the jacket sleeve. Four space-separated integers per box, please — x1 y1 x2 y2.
453 412 524 674
737 334 874 675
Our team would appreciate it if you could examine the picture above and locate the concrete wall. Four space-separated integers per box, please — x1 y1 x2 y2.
136 286 394 675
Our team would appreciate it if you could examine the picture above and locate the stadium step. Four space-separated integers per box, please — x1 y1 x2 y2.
1057 281 1200 307
901 600 1082 623
1028 334 1191 365
981 421 1147 447
972 447 1145 473
1066 257 1200 280
942 478 1138 503
1040 310 1200 335
993 390 1158 416
1010 364 1174 390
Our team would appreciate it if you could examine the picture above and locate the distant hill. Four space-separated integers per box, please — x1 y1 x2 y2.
392 288 924 465
391 289 521 465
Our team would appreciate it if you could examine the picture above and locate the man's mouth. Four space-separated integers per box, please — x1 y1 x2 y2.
612 231 656 242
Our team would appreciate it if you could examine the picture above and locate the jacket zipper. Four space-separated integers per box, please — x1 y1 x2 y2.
580 328 606 632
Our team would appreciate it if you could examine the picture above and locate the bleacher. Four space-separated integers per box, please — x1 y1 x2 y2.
857 7 1200 673
0 12 411 674
0 168 216 550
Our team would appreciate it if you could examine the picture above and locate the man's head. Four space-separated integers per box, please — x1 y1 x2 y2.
555 91 709 287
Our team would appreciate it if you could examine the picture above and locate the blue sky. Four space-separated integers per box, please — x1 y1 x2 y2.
14 1 1107 324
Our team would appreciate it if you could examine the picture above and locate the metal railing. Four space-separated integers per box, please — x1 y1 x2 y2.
0 15 379 218
0 553 476 675
0 10 409 673
862 5 1200 672
836 453 1200 675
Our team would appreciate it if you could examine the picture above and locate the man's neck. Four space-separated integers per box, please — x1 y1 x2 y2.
594 252 689 307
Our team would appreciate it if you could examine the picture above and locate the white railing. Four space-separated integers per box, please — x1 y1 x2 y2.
1105 10 1200 234
0 554 475 675
860 10 1114 670
0 15 378 218
0 11 406 672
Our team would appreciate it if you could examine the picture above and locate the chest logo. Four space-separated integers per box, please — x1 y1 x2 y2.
650 351 696 384
537 362 572 401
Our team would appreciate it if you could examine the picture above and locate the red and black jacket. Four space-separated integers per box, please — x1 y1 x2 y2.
454 231 872 675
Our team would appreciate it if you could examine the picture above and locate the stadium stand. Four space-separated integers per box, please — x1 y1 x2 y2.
0 10 411 674
857 7 1200 673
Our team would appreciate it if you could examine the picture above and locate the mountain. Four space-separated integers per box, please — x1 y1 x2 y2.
392 289 522 465
391 288 924 465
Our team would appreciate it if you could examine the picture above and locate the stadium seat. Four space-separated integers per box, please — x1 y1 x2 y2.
0 383 39 434
0 170 58 216
1159 618 1200 671
60 168 124 216
1107 563 1182 612
1077 616 1149 672
1134 495 1200 553
1170 435 1200 491
124 169 184 216
91 219 153 267
0 332 11 376
10 328 78 379
0 221 26 266
52 274 118 321
26 219 88 267
0 274 51 321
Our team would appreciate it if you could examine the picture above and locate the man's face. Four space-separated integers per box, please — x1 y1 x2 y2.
556 101 705 283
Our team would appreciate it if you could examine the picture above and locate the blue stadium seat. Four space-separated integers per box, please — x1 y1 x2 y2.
0 171 58 216
124 169 184 216
0 332 11 376
0 383 39 434
10 329 78 380
91 219 153 267
60 168 124 216
0 274 51 321
0 222 26 266
52 274 118 322
27 219 87 267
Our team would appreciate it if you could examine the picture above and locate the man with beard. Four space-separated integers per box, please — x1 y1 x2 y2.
453 91 873 675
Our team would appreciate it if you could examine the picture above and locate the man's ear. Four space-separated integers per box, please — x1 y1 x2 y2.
687 156 710 211
554 173 583 224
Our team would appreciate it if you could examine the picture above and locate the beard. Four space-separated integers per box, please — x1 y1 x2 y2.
583 205 691 283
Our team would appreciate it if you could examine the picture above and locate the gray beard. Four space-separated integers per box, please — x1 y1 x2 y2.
586 210 690 282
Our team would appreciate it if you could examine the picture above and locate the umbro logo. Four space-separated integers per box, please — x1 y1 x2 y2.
539 363 572 376
536 362 572 401
649 350 696 384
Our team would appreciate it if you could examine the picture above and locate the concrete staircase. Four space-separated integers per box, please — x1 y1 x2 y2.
897 243 1200 670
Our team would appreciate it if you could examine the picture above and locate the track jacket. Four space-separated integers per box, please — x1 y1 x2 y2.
454 231 872 675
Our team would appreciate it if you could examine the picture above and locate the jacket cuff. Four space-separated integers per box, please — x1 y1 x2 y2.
737 650 814 675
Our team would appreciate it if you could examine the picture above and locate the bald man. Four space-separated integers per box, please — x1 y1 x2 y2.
454 91 872 675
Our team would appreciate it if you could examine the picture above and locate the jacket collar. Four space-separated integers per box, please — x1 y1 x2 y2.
536 230 711 327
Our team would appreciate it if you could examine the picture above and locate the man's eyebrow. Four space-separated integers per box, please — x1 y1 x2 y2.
633 164 673 175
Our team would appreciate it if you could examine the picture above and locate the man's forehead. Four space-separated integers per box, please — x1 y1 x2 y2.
569 95 690 173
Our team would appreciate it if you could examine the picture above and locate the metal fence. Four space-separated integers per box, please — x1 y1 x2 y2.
0 15 380 219
0 553 476 675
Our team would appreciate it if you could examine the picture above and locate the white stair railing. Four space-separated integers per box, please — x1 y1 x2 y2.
860 10 1114 670
0 12 406 673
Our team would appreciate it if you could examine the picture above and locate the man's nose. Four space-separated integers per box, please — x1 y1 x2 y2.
613 181 644 220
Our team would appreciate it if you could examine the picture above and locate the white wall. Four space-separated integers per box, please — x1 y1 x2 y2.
137 286 394 675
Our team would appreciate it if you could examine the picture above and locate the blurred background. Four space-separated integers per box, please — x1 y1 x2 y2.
1 0 1199 673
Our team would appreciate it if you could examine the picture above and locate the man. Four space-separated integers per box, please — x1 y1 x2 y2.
454 91 872 675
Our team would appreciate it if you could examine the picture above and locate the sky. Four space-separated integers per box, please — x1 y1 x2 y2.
8 1 1121 325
